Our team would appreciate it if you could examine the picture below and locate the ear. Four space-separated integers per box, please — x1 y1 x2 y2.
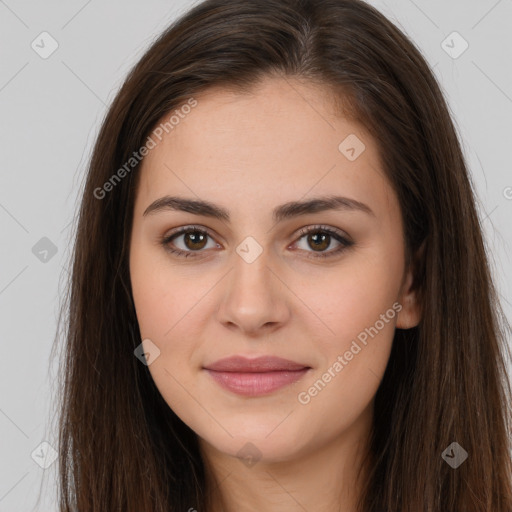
396 243 424 329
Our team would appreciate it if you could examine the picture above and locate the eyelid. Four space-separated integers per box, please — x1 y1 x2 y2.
161 224 353 259
293 224 353 245
161 224 220 252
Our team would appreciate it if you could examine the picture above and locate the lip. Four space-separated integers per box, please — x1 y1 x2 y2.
204 355 309 372
203 356 311 396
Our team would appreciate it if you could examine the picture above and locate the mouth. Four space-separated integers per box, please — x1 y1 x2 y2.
203 355 311 396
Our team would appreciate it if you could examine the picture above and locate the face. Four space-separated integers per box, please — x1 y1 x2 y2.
129 77 420 464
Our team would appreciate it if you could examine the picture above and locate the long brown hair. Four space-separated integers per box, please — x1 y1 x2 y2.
52 0 512 510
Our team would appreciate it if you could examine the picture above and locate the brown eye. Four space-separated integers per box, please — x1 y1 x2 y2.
161 225 353 260
161 226 219 258
292 226 354 259
306 232 331 252
182 231 208 250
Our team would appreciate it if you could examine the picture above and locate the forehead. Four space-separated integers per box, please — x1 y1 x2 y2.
135 77 396 221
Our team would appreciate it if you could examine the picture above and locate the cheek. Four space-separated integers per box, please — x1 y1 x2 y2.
302 251 401 340
293 244 403 400
130 249 203 413
130 241 199 340
129 243 216 390
293 260 400 435
130 263 170 342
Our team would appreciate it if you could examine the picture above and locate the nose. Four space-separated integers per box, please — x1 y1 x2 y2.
215 249 291 336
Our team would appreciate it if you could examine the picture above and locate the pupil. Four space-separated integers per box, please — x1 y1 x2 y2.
186 232 206 250
309 233 329 251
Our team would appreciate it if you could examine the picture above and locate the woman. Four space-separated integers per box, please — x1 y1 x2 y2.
54 0 512 510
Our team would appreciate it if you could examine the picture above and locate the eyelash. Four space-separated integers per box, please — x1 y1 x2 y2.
160 224 353 260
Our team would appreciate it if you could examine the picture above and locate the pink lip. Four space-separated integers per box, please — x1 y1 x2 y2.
203 356 311 396
204 355 308 372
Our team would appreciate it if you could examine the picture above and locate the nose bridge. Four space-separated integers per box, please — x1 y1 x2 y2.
230 239 276 302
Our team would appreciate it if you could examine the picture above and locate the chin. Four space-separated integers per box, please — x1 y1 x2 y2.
197 421 311 464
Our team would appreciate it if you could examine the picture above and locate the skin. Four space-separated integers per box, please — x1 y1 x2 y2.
129 76 421 512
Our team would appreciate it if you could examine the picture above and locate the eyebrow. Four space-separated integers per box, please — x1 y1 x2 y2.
142 194 375 222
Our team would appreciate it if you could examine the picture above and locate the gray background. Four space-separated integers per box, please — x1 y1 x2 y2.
0 0 511 510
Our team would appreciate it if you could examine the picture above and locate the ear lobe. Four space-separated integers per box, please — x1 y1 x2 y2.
396 243 424 329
